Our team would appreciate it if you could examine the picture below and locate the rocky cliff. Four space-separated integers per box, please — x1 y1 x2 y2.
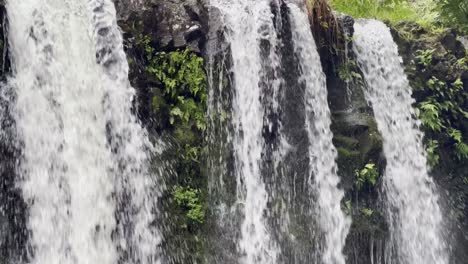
0 0 465 263
114 0 467 263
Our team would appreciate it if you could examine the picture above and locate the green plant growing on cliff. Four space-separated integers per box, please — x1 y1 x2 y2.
417 101 443 132
173 186 206 225
137 35 209 236
415 49 435 68
337 59 362 83
137 34 155 59
147 49 207 131
145 48 208 190
354 163 379 190
455 57 468 71
449 128 468 160
426 139 440 167
361 208 374 217
437 0 468 32
416 74 468 162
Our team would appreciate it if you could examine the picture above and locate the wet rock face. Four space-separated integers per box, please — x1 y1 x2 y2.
115 0 208 52
115 0 209 131
0 5 28 264
115 1 467 263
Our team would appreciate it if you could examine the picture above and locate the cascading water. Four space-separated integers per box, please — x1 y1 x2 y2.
5 0 160 263
353 19 448 264
287 3 350 264
208 0 280 262
208 0 350 262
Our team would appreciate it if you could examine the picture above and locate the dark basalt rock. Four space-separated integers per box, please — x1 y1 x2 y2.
115 0 208 53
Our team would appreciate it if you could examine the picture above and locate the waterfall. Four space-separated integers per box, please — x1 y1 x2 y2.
353 19 448 264
209 0 280 262
208 0 350 262
287 3 350 264
5 0 160 263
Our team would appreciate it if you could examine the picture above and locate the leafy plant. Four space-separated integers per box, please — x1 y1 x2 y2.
337 59 362 83
417 101 444 132
361 208 374 217
415 49 435 67
448 128 468 160
426 139 440 167
415 72 468 162
173 186 206 224
354 163 379 190
455 57 468 71
135 35 209 234
437 0 468 32
147 49 207 130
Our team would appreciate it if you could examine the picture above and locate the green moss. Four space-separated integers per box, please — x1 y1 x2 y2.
337 147 360 159
334 134 359 149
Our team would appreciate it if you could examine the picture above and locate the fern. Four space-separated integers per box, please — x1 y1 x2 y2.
418 101 444 132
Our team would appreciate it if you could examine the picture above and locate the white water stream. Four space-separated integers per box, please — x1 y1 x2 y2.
6 0 160 263
288 3 350 264
209 0 280 262
353 19 448 264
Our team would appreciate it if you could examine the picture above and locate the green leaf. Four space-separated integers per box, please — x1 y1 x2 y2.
361 208 374 217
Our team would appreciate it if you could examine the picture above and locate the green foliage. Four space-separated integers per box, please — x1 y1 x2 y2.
130 26 208 262
417 76 466 126
361 208 374 217
437 0 468 32
449 128 468 159
406 35 468 164
173 186 206 225
415 73 468 161
337 59 362 83
417 101 443 132
329 0 427 25
330 0 468 31
426 139 440 167
415 49 435 67
455 57 468 71
137 34 155 57
426 75 447 92
354 163 379 190
135 34 208 237
147 49 207 131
